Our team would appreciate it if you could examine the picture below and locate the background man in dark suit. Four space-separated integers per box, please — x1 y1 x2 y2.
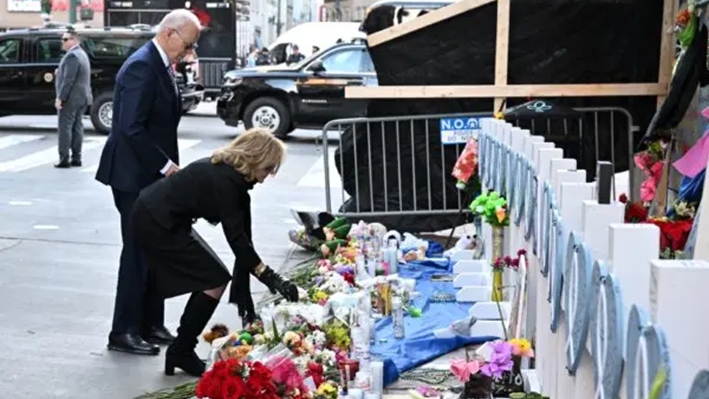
95 9 201 356
54 29 92 168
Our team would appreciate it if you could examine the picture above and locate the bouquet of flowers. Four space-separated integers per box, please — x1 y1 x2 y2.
196 359 279 399
634 141 665 203
265 356 311 399
313 381 339 399
619 193 695 259
618 193 649 223
469 191 509 227
452 139 481 192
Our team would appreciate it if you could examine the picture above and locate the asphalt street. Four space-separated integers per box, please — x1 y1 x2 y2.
0 103 343 398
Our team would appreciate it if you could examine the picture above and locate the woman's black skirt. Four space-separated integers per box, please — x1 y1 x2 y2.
132 200 231 299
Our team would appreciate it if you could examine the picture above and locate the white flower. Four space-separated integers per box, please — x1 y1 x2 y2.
314 348 337 367
307 330 327 346
294 354 311 369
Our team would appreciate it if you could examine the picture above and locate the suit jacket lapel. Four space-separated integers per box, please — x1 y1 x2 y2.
147 41 180 114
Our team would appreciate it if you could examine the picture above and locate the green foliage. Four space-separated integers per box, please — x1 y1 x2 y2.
469 191 509 226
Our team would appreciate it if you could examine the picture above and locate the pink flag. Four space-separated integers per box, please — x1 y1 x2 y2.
673 133 709 178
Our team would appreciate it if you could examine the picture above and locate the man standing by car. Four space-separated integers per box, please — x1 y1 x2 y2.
54 28 92 168
95 9 201 356
286 44 305 65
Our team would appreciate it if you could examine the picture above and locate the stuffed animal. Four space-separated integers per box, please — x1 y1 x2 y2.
202 323 230 344
443 234 479 258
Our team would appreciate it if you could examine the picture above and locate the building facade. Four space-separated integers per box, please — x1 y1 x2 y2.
321 0 371 22
248 0 318 49
0 0 105 28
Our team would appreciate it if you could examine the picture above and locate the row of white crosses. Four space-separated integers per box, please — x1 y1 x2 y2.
454 117 709 399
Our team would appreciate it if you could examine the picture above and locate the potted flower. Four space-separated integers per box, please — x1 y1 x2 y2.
492 338 535 396
450 340 514 399
450 339 535 399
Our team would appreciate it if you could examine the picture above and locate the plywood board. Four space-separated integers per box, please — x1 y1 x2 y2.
367 0 496 47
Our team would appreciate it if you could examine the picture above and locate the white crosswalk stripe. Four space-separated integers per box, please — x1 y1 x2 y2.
0 134 44 150
80 138 202 173
0 134 203 173
297 148 342 188
0 137 106 172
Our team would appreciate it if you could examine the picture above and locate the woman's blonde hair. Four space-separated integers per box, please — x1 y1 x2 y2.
211 128 286 181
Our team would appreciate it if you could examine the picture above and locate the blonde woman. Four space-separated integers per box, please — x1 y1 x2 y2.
131 128 299 377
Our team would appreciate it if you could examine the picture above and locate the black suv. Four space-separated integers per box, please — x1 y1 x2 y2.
0 26 203 134
216 40 378 138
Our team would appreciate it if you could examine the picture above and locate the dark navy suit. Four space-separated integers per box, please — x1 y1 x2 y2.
96 41 181 337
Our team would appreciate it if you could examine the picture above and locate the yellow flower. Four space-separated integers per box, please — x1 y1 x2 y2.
494 111 505 120
509 338 534 357
317 382 338 396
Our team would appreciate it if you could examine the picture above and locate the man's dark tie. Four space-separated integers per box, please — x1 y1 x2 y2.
166 65 179 95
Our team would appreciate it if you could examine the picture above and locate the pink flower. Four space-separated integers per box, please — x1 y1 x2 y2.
450 359 481 382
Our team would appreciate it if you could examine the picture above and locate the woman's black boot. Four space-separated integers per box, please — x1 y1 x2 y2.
165 292 219 377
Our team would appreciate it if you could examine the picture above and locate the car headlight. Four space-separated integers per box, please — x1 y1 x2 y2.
223 76 243 87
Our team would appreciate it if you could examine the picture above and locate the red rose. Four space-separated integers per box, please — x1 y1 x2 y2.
625 203 648 223
221 378 246 399
618 193 628 203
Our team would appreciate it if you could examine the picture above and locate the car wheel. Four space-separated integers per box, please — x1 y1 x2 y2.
90 92 113 135
243 97 292 138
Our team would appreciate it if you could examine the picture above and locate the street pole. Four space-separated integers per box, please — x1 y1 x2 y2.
335 0 340 21
276 0 282 35
69 0 77 23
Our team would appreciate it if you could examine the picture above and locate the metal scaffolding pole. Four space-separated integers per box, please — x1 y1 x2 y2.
69 0 77 23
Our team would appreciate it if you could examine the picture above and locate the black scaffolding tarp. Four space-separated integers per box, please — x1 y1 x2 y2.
335 0 663 233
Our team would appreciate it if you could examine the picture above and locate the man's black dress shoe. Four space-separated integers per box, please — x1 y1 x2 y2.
54 161 71 168
142 325 175 345
107 333 160 356
70 160 82 167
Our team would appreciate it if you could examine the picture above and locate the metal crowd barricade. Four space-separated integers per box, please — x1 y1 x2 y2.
508 106 638 202
321 107 638 219
321 112 492 218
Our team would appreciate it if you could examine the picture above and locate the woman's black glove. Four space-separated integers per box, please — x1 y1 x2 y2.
237 298 257 325
241 310 258 326
257 266 299 302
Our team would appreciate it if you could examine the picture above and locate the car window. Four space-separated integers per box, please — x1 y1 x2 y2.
36 38 64 63
360 50 375 73
0 39 20 64
320 49 363 74
83 36 150 59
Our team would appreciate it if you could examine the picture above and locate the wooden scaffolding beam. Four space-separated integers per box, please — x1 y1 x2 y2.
657 0 679 108
345 83 667 99
494 0 510 111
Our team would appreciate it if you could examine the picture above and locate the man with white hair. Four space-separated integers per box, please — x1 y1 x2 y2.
95 9 201 359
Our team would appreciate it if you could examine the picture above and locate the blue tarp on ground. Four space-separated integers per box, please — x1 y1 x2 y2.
369 254 499 386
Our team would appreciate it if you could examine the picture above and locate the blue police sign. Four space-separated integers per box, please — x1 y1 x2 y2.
440 117 482 145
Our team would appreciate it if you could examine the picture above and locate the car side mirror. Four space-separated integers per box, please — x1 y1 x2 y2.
308 60 326 74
